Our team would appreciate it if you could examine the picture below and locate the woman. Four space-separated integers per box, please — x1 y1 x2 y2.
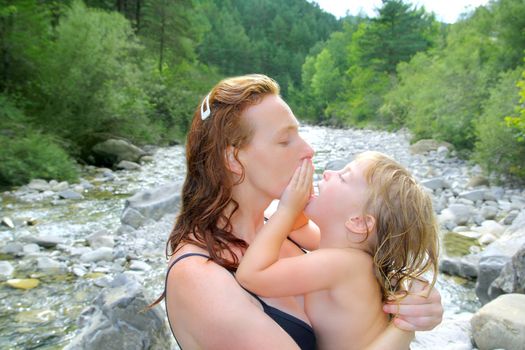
159 74 443 349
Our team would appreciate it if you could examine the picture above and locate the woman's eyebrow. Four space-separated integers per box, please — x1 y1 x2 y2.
275 125 298 136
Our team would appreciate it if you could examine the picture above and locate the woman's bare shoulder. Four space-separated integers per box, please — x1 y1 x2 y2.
164 244 301 349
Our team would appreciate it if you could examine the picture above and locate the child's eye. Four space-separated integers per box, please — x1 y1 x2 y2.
279 140 289 146
338 173 346 182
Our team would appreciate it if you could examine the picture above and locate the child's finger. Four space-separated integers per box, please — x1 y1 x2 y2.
300 159 310 189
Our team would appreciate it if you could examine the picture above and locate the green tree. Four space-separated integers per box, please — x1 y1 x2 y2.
32 1 154 156
359 0 438 74
475 67 525 180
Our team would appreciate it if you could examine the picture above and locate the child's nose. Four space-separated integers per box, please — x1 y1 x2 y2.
323 170 334 181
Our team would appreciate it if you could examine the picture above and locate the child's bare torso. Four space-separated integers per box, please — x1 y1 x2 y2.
305 250 389 350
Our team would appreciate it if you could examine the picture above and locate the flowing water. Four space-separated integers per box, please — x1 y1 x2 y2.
0 125 480 349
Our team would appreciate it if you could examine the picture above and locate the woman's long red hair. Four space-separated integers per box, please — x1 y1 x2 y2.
150 74 280 308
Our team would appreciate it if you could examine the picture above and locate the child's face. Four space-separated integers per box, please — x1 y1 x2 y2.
305 159 371 227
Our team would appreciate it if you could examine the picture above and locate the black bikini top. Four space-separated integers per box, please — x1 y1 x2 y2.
164 252 316 350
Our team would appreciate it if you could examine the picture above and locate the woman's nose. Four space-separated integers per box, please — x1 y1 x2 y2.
300 138 314 159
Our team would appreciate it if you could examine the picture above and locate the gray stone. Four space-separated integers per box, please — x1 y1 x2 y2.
472 220 506 238
0 261 14 280
1 217 14 228
459 189 486 202
27 179 50 192
120 208 146 230
87 232 115 249
489 244 525 300
140 156 154 163
471 294 525 350
476 256 508 305
439 254 479 279
467 175 490 188
58 190 84 200
421 178 450 190
31 236 62 248
129 260 151 271
440 204 473 226
23 244 40 254
479 206 498 220
64 274 171 350
80 247 114 263
1 242 23 255
116 160 141 170
501 210 519 225
51 181 69 192
121 183 181 229
37 257 67 274
409 139 453 154
91 139 146 167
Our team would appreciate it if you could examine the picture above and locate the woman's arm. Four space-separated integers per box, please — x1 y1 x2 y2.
383 279 444 331
365 324 414 350
166 252 300 349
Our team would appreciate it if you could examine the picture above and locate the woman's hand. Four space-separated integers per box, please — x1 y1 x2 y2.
278 159 313 216
383 279 443 331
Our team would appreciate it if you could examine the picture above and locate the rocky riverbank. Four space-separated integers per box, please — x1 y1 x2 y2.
1 126 524 349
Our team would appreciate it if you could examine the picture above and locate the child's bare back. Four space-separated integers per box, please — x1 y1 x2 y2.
304 248 388 349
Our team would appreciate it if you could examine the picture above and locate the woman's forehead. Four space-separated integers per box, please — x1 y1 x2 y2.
243 95 298 134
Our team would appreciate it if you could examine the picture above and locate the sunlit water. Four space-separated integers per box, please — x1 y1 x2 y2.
0 125 479 349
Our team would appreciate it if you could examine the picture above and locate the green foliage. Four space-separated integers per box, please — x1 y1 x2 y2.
383 13 501 150
199 0 340 96
143 59 222 142
0 95 78 186
474 68 525 180
0 0 52 92
294 0 439 125
32 1 156 155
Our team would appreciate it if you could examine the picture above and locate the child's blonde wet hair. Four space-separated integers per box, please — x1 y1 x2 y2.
356 151 439 301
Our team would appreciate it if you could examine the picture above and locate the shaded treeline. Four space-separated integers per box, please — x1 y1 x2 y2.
0 0 337 185
0 0 524 186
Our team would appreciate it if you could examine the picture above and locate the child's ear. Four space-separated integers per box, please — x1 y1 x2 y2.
225 146 242 175
345 215 376 235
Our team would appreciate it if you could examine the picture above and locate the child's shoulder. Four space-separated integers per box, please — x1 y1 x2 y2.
311 248 372 267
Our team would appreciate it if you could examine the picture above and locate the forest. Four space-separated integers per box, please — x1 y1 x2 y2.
1 0 524 186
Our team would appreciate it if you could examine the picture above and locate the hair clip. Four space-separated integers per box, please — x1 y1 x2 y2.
201 93 211 120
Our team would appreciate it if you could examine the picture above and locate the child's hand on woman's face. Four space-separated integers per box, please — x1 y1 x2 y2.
278 159 314 215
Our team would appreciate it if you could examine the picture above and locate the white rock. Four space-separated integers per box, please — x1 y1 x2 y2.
129 260 152 271
80 247 114 263
471 294 525 350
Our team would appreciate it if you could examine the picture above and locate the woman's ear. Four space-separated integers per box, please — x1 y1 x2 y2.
345 215 376 235
225 146 242 175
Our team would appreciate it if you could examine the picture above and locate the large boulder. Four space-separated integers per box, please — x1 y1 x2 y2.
65 273 172 350
92 139 146 167
121 183 181 229
471 294 525 350
474 210 525 304
488 243 525 300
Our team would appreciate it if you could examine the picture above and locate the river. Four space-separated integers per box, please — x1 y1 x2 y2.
0 125 484 349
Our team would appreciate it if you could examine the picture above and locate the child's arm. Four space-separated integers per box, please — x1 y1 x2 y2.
237 160 360 297
364 324 414 350
264 201 320 251
288 216 320 251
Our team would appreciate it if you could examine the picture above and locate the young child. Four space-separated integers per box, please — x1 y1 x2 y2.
236 151 439 350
